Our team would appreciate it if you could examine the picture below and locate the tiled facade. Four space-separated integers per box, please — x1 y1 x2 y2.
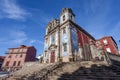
97 36 119 54
43 8 103 63
2 45 36 72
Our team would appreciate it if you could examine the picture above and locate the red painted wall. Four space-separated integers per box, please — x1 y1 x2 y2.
25 47 36 61
76 29 95 60
98 37 118 54
77 30 83 47
77 29 95 47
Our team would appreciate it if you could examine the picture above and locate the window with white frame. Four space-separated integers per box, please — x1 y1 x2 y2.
106 48 111 53
103 39 108 45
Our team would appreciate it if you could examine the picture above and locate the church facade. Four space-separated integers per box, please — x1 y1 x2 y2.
43 8 101 63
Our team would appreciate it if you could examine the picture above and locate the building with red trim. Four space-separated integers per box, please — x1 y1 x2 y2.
43 8 102 63
97 36 119 54
2 45 36 72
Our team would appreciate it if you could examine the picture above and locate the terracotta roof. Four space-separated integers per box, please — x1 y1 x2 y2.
9 45 34 49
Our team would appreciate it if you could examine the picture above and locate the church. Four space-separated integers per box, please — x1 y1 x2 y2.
43 8 103 63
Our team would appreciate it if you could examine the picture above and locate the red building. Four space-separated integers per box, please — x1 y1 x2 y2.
0 56 5 71
2 45 36 72
97 36 119 54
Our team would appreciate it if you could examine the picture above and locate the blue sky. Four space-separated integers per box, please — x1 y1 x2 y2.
0 0 120 57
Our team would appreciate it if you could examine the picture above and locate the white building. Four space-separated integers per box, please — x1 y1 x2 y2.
43 8 102 63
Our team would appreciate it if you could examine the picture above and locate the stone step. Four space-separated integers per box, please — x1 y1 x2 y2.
73 73 117 77
51 71 64 76
58 78 93 80
74 71 117 75
59 74 120 77
50 73 120 77
76 70 108 73
57 76 120 80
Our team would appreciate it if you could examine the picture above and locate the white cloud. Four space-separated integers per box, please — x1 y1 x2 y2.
29 39 43 45
0 0 30 20
0 29 27 45
30 40 37 44
10 30 27 43
10 30 27 39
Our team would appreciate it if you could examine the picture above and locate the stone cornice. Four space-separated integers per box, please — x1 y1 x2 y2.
44 25 60 38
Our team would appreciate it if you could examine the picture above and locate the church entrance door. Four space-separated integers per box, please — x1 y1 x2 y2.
50 51 55 63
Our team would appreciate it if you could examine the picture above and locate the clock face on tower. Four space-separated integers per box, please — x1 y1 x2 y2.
62 34 68 43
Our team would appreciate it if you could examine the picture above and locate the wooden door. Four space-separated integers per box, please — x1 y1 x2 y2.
50 51 55 63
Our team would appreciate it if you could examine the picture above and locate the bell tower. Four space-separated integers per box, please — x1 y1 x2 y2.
60 8 75 25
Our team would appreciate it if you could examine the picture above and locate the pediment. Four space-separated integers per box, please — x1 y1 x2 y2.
48 44 57 50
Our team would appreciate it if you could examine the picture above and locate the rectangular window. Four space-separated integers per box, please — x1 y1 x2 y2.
106 48 111 53
13 61 16 66
63 15 65 21
63 27 66 34
8 55 12 58
63 43 67 52
20 54 23 58
5 61 9 66
18 61 21 66
15 54 18 58
103 39 108 45
52 35 55 43
71 15 72 20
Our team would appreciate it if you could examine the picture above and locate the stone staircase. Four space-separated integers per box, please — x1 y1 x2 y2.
2 61 120 80
50 62 120 80
3 62 67 80
14 62 53 77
